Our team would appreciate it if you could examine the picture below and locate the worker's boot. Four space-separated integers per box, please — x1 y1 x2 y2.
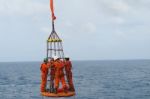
71 86 75 92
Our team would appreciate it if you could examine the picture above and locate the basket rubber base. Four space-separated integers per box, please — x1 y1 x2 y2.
41 91 75 97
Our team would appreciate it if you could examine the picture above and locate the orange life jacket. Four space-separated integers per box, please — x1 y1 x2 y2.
65 61 72 72
40 63 50 74
54 60 65 78
49 61 55 75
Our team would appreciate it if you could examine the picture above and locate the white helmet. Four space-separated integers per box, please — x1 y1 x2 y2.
53 55 59 60
65 55 69 58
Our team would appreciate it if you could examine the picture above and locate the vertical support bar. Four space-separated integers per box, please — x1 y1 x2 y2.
50 42 52 59
54 37 56 56
57 42 61 58
60 42 65 60
47 40 49 59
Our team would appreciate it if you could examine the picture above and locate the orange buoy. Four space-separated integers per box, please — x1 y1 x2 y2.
41 91 75 97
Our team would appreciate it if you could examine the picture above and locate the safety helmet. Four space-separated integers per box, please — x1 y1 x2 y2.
65 55 70 60
44 58 48 62
65 55 69 58
53 55 59 60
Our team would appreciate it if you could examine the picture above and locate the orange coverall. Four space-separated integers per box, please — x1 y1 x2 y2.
40 63 50 92
54 60 67 90
64 60 75 91
49 60 55 92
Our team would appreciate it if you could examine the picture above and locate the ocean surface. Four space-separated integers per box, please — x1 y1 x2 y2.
0 60 150 99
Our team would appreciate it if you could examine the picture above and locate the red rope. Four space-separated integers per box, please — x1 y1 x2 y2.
50 0 56 21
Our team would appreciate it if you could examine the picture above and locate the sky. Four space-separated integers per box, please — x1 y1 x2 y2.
0 0 150 62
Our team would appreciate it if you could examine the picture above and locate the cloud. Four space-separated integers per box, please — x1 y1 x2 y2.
109 0 129 13
112 16 125 24
83 22 97 33
40 27 51 34
95 0 130 16
0 0 48 16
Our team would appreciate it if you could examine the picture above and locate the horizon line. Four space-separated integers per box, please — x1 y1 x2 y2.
0 59 150 63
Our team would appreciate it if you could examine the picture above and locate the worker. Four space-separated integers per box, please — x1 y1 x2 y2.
40 58 50 92
53 56 67 94
49 58 55 93
64 57 75 92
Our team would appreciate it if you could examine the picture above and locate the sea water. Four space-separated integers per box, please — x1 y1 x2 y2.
0 60 150 99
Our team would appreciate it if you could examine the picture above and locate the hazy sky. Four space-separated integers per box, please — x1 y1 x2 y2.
0 0 150 62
